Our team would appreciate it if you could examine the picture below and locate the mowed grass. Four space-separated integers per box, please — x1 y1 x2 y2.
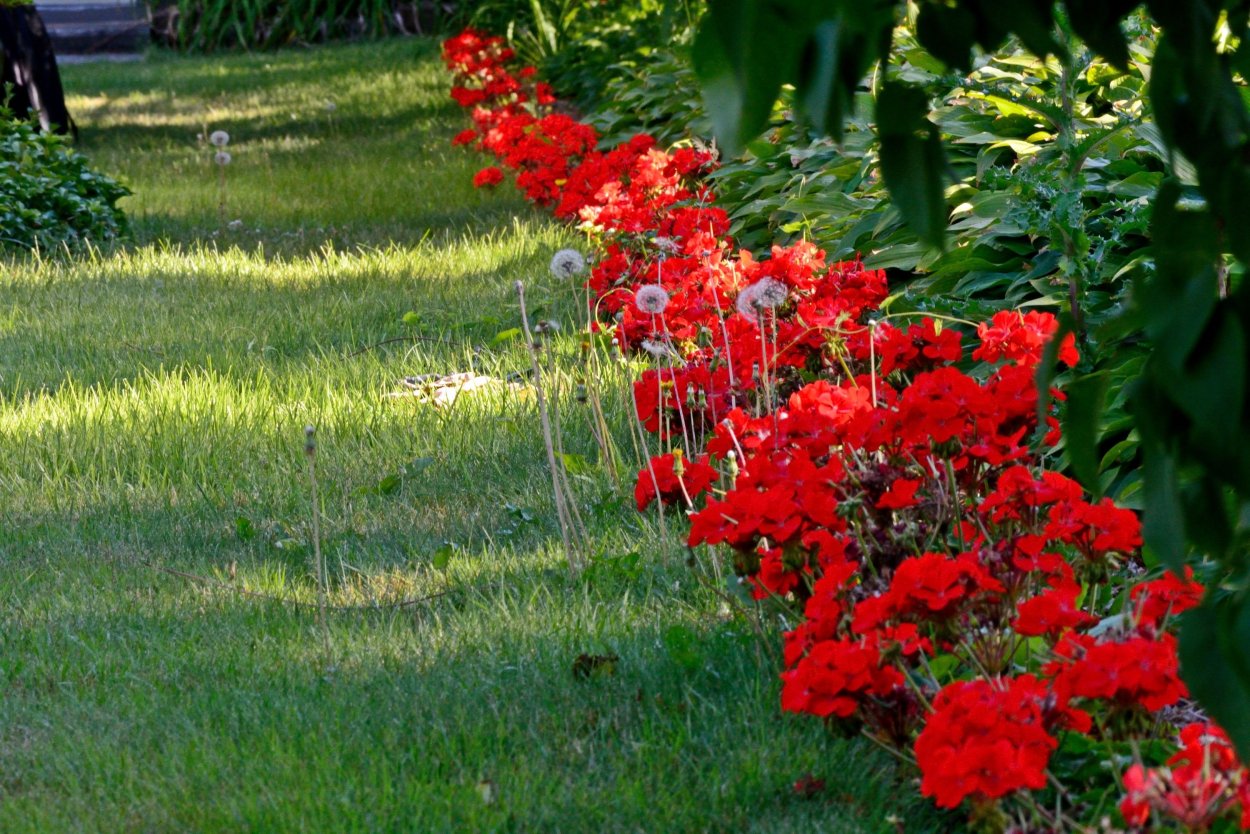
0 39 944 832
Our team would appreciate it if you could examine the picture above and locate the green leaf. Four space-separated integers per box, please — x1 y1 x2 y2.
561 452 593 476
794 19 846 135
1064 372 1110 497
375 474 402 495
975 0 1062 62
1067 0 1136 69
1033 313 1074 447
1180 595 1250 766
401 311 420 325
915 3 977 71
1141 441 1188 572
692 0 799 155
662 625 703 671
492 327 522 345
876 82 947 249
1142 180 1219 359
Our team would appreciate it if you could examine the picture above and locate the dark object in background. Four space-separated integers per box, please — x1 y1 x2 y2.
392 1 458 35
0 5 74 135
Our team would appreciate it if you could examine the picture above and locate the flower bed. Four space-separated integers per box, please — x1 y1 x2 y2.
442 28 1249 832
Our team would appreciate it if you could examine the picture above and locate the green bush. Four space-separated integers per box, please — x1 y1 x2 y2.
0 109 129 251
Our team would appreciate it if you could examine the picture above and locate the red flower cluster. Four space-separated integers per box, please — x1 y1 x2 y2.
633 450 717 512
915 675 1088 808
472 166 503 188
443 28 1240 829
1121 723 1250 830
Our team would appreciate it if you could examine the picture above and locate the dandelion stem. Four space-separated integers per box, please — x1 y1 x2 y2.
516 281 582 572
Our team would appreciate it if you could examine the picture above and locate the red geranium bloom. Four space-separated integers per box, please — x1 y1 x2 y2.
973 310 1079 367
915 675 1075 808
634 452 717 511
1046 632 1187 711
869 551 1003 626
781 637 903 718
1131 567 1204 628
876 477 922 510
1014 582 1097 638
472 166 504 188
1119 722 1250 830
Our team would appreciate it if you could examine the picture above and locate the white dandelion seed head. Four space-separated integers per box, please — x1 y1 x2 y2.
640 339 670 359
214 151 232 166
753 278 788 309
227 219 243 231
736 278 788 317
210 130 230 148
634 284 670 315
325 100 337 112
653 236 678 254
735 283 761 318
549 248 587 279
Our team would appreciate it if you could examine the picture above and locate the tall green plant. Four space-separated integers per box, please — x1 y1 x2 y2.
154 0 399 51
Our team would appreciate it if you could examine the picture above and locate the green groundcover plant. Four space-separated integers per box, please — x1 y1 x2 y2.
0 106 128 250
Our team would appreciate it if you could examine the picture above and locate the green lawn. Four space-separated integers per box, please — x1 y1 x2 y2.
0 39 942 832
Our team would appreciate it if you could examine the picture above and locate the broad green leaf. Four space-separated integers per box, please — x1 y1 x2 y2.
915 3 977 70
876 82 947 249
692 0 800 155
1141 439 1188 572
561 452 593 475
1068 0 1136 69
1064 372 1110 497
1180 595 1250 765
1033 313 1074 447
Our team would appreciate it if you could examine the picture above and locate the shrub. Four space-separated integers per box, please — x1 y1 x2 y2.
0 108 128 251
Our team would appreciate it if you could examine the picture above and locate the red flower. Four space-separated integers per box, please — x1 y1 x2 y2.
451 128 477 147
472 166 504 188
1046 632 1187 711
915 675 1066 808
781 637 903 719
973 310 1078 367
876 477 922 510
1119 722 1250 830
1131 567 1204 628
1013 582 1096 638
634 452 717 511
450 86 488 108
869 551 1003 625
